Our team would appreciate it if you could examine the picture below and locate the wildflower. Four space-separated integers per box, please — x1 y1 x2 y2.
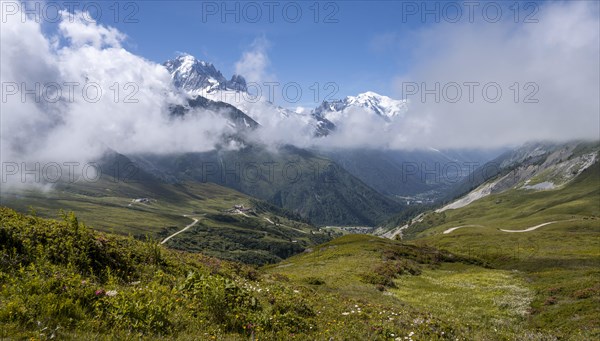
105 290 118 297
95 289 105 296
409 332 414 337
341 312 350 316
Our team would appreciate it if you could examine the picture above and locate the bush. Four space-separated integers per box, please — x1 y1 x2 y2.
305 277 325 285
573 286 600 299
262 286 315 333
178 271 259 330
361 259 422 288
94 282 176 335
543 296 557 305
361 272 396 288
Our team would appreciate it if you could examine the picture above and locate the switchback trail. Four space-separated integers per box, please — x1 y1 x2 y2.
442 219 579 234
160 215 201 245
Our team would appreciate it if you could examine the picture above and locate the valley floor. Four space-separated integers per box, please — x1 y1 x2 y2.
0 206 598 340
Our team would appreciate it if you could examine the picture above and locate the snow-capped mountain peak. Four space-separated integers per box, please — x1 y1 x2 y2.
164 54 335 137
350 92 407 119
313 91 408 124
164 54 246 93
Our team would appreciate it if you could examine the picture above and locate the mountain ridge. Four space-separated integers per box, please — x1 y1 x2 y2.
313 91 408 124
163 54 412 137
164 54 247 93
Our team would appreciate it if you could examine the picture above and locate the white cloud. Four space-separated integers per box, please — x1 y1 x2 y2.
387 0 600 149
253 1 599 151
59 11 126 48
0 8 231 189
2 1 597 191
206 90 316 148
234 36 274 84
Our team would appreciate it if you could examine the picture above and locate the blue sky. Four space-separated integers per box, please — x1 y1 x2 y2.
4 0 597 155
36 0 546 104
103 1 423 101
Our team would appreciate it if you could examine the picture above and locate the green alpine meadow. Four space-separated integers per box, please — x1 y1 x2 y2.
1 1 599 340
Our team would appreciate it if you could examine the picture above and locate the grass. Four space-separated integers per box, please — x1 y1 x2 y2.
264 234 567 340
169 145 402 226
408 162 599 239
398 161 600 338
2 205 596 339
0 207 469 340
1 179 333 265
392 263 536 338
1 180 248 235
265 235 395 303
2 150 597 339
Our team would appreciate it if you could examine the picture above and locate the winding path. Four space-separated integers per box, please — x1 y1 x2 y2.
499 219 580 233
442 219 579 235
160 215 200 245
442 225 484 234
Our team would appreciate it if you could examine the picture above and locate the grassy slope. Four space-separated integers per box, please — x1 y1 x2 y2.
265 234 557 340
162 145 402 226
0 206 326 340
1 178 331 265
401 161 600 338
1 180 236 235
0 207 486 340
2 206 595 339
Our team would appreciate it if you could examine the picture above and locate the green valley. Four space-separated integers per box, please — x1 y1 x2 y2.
1 153 333 265
3 1 598 339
